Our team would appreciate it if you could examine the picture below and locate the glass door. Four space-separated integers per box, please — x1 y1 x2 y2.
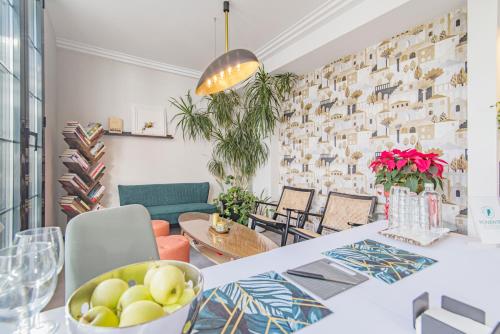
0 0 44 248
0 0 22 248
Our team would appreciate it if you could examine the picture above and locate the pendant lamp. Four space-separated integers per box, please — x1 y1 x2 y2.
195 1 259 96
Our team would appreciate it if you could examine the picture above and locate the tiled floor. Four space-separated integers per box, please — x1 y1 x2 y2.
44 225 288 310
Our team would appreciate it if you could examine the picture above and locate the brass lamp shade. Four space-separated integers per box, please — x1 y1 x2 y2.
195 49 259 96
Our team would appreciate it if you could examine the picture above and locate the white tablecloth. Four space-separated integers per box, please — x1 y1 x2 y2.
9 221 500 333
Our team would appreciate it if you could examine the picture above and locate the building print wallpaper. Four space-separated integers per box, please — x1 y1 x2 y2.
279 8 468 233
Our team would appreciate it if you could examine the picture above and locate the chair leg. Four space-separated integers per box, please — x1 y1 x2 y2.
250 218 256 230
280 230 287 247
293 234 299 243
281 210 294 247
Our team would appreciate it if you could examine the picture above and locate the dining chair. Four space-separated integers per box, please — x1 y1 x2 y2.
64 204 159 300
285 191 377 242
249 186 315 246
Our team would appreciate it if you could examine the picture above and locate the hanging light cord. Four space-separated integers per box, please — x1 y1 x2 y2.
224 1 229 52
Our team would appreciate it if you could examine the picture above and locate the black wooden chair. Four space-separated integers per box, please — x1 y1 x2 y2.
249 186 315 246
285 191 377 242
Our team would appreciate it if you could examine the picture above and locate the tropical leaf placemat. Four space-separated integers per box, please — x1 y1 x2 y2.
323 239 437 284
192 271 332 334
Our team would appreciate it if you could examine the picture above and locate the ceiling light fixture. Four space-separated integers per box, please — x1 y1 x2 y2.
195 1 259 96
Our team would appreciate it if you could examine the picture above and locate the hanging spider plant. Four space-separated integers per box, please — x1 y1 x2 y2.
170 66 297 188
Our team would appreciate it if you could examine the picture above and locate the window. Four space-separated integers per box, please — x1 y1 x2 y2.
1 0 45 247
409 127 416 133
456 190 461 198
429 110 434 115
369 54 373 60
456 19 461 27
456 105 461 112
410 52 416 59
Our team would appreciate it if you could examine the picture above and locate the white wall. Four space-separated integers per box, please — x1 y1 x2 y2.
44 12 58 227
55 49 218 228
467 0 499 234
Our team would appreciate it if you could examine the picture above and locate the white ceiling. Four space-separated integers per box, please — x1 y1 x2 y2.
46 0 329 71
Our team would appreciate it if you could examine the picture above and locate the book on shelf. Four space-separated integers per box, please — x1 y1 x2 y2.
87 183 105 203
90 141 105 158
59 173 90 193
89 162 106 180
60 149 90 171
86 122 104 141
59 196 90 215
63 122 104 147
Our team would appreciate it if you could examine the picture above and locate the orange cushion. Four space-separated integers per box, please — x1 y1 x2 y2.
156 235 190 262
151 220 170 237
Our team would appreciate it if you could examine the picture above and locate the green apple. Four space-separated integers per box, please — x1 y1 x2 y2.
163 303 182 314
117 285 153 315
178 288 195 306
143 265 160 289
119 300 164 327
150 265 185 305
91 278 129 310
79 306 119 327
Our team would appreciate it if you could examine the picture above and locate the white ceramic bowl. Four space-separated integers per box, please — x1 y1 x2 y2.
65 260 204 334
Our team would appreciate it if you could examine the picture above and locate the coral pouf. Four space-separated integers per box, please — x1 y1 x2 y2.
151 220 170 237
156 235 190 262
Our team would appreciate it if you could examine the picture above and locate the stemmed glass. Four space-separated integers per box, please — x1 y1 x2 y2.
12 227 64 333
14 227 64 275
0 242 58 334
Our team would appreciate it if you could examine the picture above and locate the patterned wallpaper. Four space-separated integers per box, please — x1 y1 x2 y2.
279 8 468 233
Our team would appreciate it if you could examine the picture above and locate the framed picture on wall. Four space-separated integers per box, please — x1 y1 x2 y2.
131 105 168 137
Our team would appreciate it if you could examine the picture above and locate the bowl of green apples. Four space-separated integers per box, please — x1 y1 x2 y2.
65 260 203 334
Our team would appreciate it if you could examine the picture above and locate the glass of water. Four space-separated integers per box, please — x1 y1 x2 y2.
0 242 58 334
389 186 410 230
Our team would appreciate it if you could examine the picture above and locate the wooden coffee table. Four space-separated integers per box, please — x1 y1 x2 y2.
179 216 278 264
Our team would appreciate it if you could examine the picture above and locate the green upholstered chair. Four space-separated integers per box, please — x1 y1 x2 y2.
64 204 159 300
118 182 217 225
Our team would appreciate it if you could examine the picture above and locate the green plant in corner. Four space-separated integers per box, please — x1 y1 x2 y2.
170 66 297 188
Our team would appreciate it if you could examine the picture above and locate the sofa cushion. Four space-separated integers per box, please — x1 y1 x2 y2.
147 203 217 225
118 182 210 207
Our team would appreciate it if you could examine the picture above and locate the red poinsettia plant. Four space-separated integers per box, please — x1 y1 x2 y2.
370 149 447 194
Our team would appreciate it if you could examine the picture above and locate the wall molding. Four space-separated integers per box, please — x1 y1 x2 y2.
255 0 363 61
56 38 202 79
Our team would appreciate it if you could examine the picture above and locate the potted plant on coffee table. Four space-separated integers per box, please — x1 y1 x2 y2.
213 177 257 225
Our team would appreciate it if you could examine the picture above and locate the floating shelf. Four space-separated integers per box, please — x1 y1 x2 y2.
104 130 173 139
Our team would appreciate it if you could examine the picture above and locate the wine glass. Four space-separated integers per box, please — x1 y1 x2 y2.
15 227 64 274
0 242 58 334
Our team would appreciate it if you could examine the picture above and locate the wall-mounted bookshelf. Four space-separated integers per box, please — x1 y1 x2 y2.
59 122 106 219
104 130 173 139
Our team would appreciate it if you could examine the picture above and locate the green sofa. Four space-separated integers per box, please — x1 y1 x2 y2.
118 182 217 225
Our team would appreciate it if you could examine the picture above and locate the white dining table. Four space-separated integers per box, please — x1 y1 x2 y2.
32 221 500 333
